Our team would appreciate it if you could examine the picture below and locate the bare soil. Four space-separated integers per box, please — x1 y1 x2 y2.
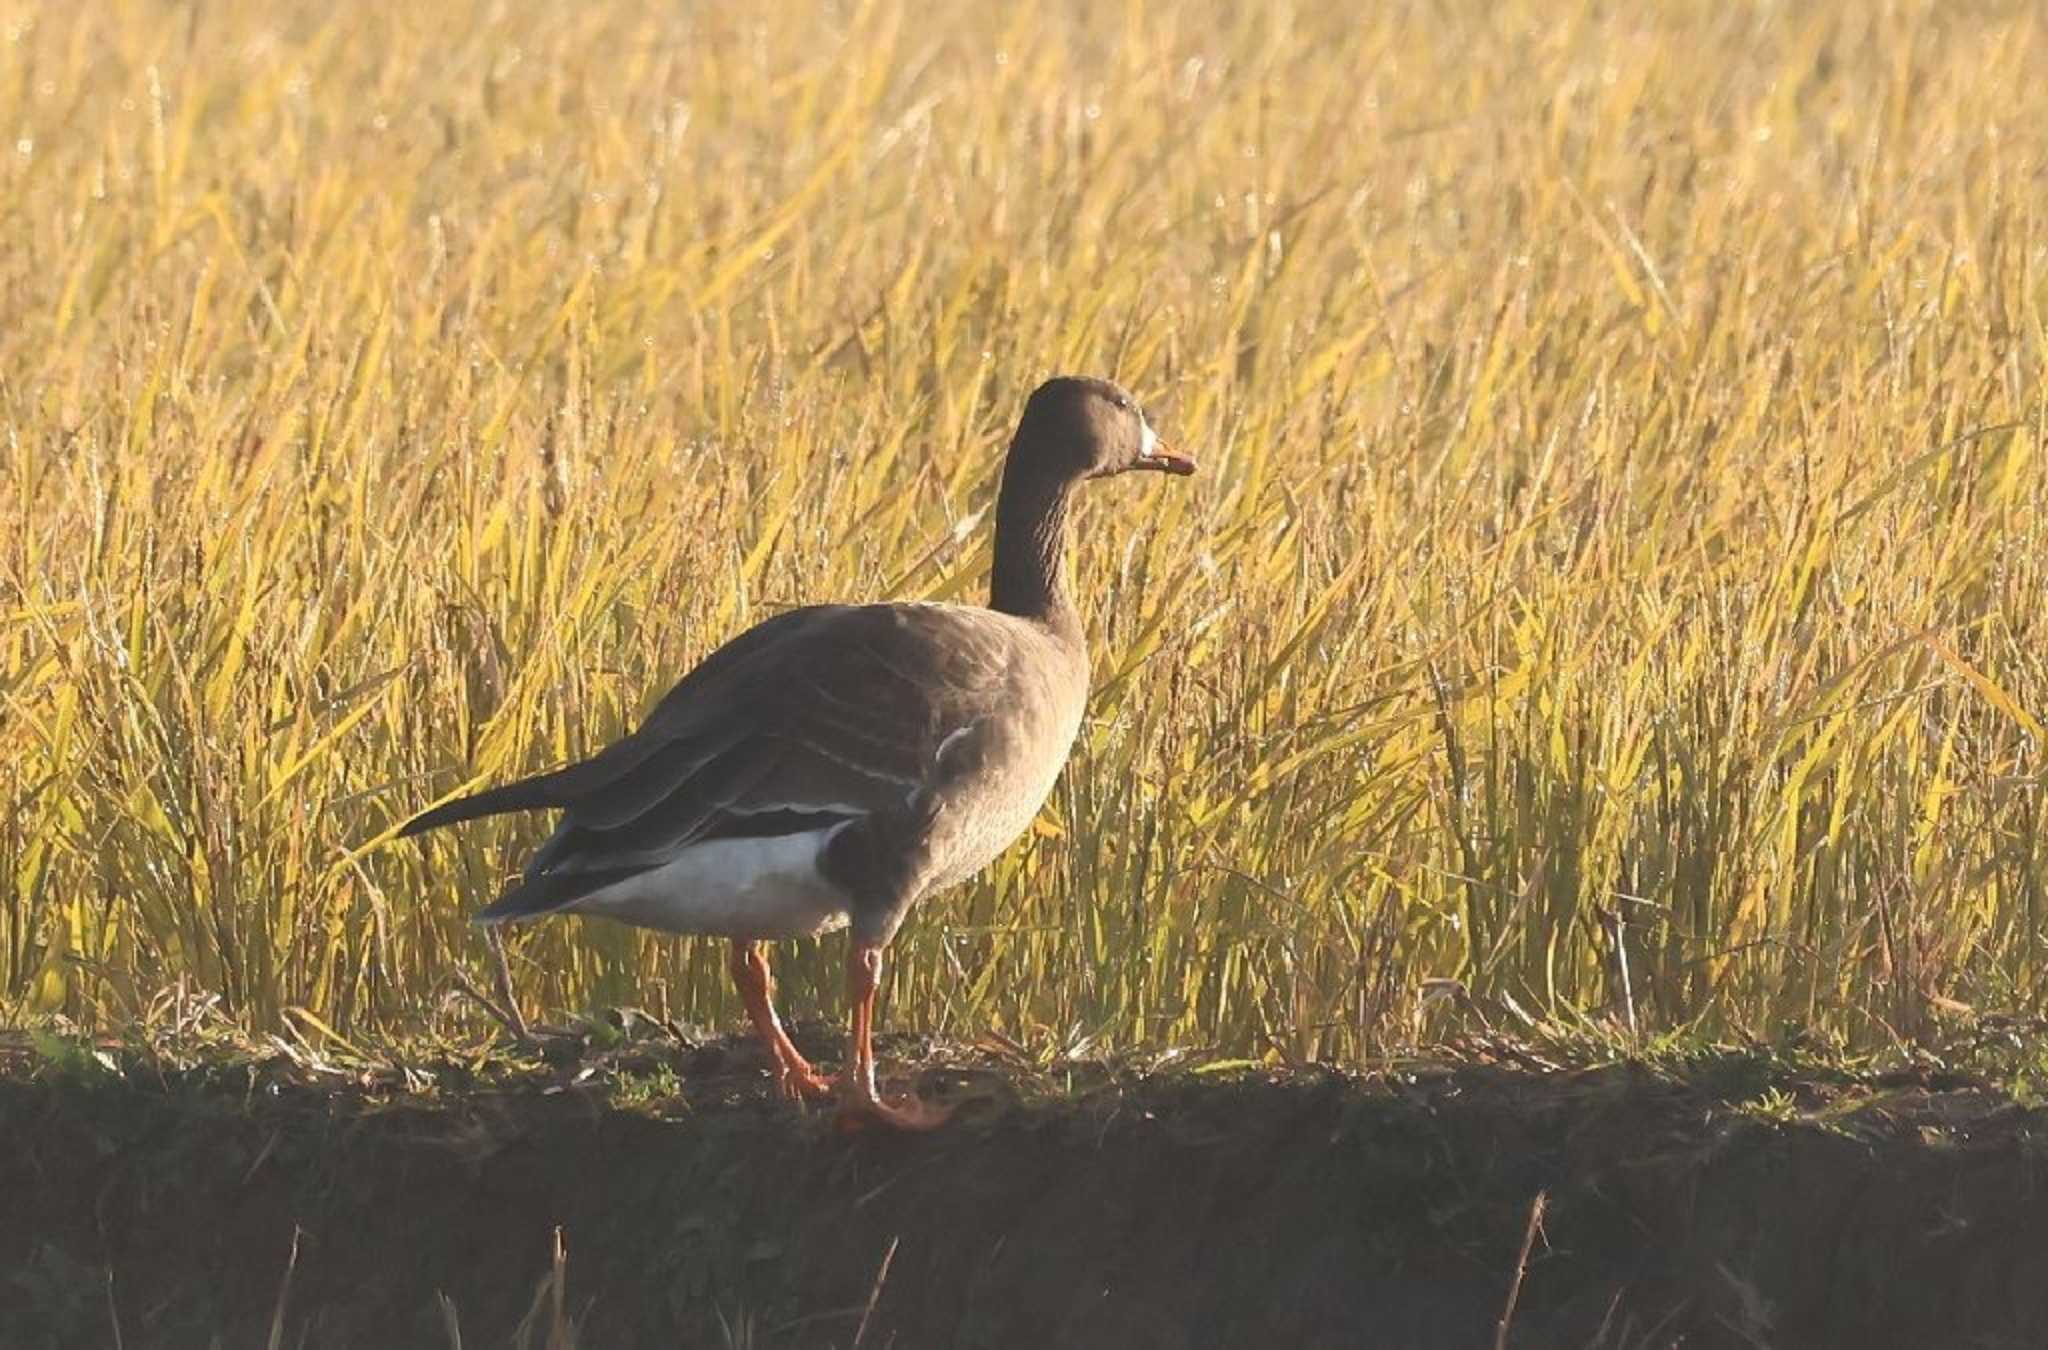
4 1028 2045 1348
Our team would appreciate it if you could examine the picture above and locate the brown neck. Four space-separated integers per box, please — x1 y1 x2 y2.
988 460 1082 643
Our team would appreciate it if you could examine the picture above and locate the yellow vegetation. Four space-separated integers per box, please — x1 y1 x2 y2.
3 0 2045 1057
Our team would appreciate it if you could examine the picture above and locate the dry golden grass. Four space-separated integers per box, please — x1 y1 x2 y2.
3 0 2046 1059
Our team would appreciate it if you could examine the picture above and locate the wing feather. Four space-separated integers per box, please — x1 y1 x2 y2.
507 603 1020 886
566 728 746 831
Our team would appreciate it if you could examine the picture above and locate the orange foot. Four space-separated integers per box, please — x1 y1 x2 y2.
776 1058 836 1103
834 1087 956 1133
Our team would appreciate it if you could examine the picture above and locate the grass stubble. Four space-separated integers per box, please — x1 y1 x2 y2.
4 0 2048 1084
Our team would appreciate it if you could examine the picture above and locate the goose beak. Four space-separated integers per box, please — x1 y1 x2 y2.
1132 421 1196 475
1134 443 1197 475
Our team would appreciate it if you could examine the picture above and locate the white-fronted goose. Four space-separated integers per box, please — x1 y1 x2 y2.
400 376 1194 1128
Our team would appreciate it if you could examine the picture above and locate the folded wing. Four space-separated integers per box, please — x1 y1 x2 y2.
401 604 1016 919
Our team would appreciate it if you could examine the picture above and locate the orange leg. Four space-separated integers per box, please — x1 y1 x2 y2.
728 940 833 1102
834 942 953 1131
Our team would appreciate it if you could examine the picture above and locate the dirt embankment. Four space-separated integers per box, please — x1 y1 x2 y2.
4 1033 2046 1348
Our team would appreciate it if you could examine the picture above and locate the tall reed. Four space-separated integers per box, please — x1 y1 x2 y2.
4 0 2044 1056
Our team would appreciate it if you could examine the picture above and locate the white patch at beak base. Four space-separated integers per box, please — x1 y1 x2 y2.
1138 418 1158 460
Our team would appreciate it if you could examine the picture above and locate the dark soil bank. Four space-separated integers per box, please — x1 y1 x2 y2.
4 1039 2047 1348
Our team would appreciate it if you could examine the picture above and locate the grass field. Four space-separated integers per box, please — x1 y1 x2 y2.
4 0 2047 1064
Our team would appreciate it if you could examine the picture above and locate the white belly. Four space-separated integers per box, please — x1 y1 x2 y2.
568 826 853 940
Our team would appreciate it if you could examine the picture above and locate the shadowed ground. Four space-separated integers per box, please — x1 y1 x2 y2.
4 1029 2046 1348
